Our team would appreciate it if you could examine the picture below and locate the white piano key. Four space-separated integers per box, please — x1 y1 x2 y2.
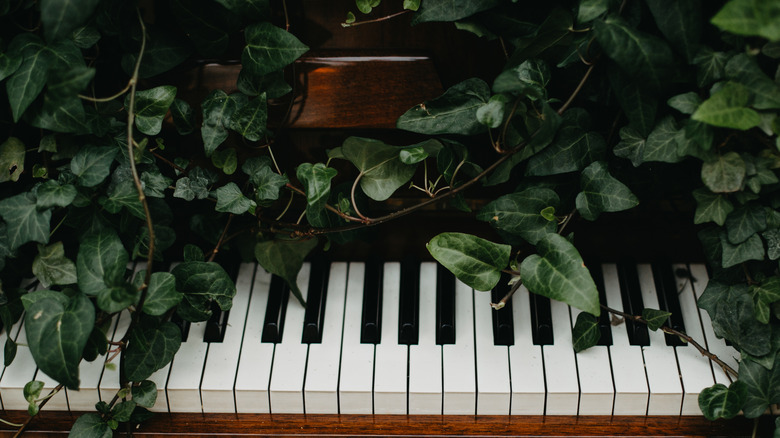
602 264 649 415
234 268 274 413
1 320 40 410
673 263 718 415
509 286 545 415
200 263 255 413
572 306 614 415
304 262 348 414
146 358 172 412
99 310 132 403
543 299 580 415
372 262 407 414
268 263 310 414
637 263 684 415
166 320 208 412
443 280 476 415
474 289 510 415
408 262 442 414
687 263 739 385
338 262 374 414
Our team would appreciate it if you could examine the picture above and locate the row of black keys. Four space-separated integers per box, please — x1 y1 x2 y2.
179 260 690 348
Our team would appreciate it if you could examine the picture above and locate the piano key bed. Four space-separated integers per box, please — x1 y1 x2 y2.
0 262 769 436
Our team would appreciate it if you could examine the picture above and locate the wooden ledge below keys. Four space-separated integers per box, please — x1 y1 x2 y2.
0 412 771 437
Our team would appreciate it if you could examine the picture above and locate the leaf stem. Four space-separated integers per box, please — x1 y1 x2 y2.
79 80 133 103
208 214 234 262
558 63 595 115
341 9 410 27
11 384 62 438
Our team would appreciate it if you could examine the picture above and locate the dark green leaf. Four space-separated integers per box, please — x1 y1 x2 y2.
172 261 236 311
24 380 44 404
739 354 780 418
578 0 613 22
140 172 172 198
572 312 600 352
121 29 192 78
507 8 573 66
526 109 606 176
296 163 337 213
724 53 780 110
607 68 658 136
613 127 647 167
725 204 766 244
4 337 17 366
410 0 499 24
341 137 417 201
237 69 291 98
183 244 205 262
642 308 672 331
40 0 100 42
492 59 549 100
476 94 508 128
698 381 747 420
476 188 560 245
645 0 702 62
82 326 107 362
111 400 136 422
693 188 734 226
254 238 318 305
229 93 267 141
214 182 256 214
26 94 89 134
426 232 510 291
764 229 780 260
34 180 77 209
396 78 490 135
520 233 600 315
700 280 770 357
711 0 780 41
22 291 94 389
0 192 52 250
211 148 238 175
0 136 25 183
693 48 729 88
173 176 210 201
6 34 51 122
132 380 157 408
124 322 181 382
47 66 95 101
247 163 288 202
668 92 702 115
0 49 21 82
201 90 247 156
96 281 138 314
721 232 764 268
692 82 761 130
701 151 746 193
71 146 117 187
102 180 144 219
76 229 129 297
127 86 177 136
170 0 234 57
749 276 780 324
68 413 112 438
71 26 101 49
142 272 182 316
242 22 308 77
33 242 77 288
170 99 195 135
575 161 639 221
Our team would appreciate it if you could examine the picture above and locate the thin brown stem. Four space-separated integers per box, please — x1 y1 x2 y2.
151 151 187 174
342 9 410 27
79 81 133 103
491 278 523 310
12 385 63 437
208 214 235 262
558 63 595 115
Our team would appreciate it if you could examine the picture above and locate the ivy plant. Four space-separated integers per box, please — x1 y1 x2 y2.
0 0 779 435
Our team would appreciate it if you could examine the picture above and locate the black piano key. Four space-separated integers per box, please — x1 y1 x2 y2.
302 258 330 344
587 262 612 346
204 301 230 343
652 262 686 347
171 313 190 341
262 274 289 343
360 258 383 344
490 275 514 346
398 259 420 345
529 291 553 345
436 264 456 345
616 262 650 346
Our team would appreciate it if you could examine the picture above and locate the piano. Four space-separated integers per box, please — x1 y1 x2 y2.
0 1 773 436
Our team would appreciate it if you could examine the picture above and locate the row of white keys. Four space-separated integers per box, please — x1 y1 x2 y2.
234 268 274 413
474 288 510 414
636 264 684 415
304 262 348 414
672 263 717 414
201 262 255 413
509 286 545 414
268 263 310 413
372 262 408 414
443 279 476 414
337 262 374 413
543 298 579 415
601 264 649 415
408 262 442 414
571 306 614 414
167 320 208 412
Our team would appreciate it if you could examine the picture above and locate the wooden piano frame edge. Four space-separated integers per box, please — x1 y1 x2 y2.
0 411 772 437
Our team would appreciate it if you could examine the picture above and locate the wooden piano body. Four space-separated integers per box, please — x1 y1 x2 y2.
0 1 774 436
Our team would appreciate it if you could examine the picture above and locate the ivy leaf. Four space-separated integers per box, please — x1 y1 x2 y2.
131 380 157 408
0 192 51 250
69 414 112 438
0 137 25 183
76 229 129 297
397 78 490 135
711 0 780 41
71 26 101 49
40 0 100 42
426 232 510 291
4 337 17 366
229 93 267 141
341 137 417 201
642 116 683 163
476 94 508 128
296 163 337 213
763 229 780 260
721 232 764 268
476 188 560 245
700 280 769 357
520 233 600 315
33 180 77 209
246 161 288 202
668 92 702 115
645 0 702 62
404 0 421 11
32 242 77 288
254 238 318 305
242 22 308 77
492 59 549 100
749 276 780 324
237 69 291 98
698 381 747 420
172 261 236 313
613 127 647 167
575 161 639 221
642 308 672 331
169 0 233 57
170 99 195 135
410 0 500 24
22 291 94 389
111 400 136 423
526 108 606 176
607 68 657 137
692 188 734 226
571 312 600 352
692 82 761 130
211 148 238 175
127 86 177 136
724 53 780 110
71 146 117 187
124 322 181 382
201 90 247 156
739 355 780 418
214 182 256 214
141 272 182 316
173 176 210 201
27 94 89 134
693 48 729 88
0 48 22 82
6 34 51 122
102 180 145 219
578 0 612 22
47 66 95 102
701 151 746 193
140 172 172 198
593 15 675 91
121 29 192 78
725 203 766 245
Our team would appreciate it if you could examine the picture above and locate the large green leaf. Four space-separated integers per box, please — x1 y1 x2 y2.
607 68 658 137
242 22 308 77
645 0 702 62
68 414 112 438
170 0 234 57
0 48 22 82
22 291 94 389
396 78 490 135
701 151 746 193
296 163 337 213
724 53 780 110
6 34 52 122
692 82 761 130
426 232 510 291
124 322 181 382
699 280 769 356
40 0 100 42
70 146 117 187
254 238 318 305
33 180 77 209
720 231 764 268
0 192 51 250
725 203 766 245
693 48 729 88
526 109 605 176
171 261 236 312
575 161 639 221
126 86 177 136
492 59 549 100
27 94 89 134
341 137 417 201
139 272 182 316
692 188 733 226
121 29 193 78
739 355 780 418
170 99 195 135
32 242 77 288
76 229 129 297
750 277 780 324
214 182 256 214
229 93 267 141
520 233 600 315
173 175 210 201
47 66 94 102
711 0 780 41
0 136 25 183
410 0 499 24
507 8 573 66
101 180 144 219
571 312 600 352
698 381 747 420
476 188 560 245
201 90 247 156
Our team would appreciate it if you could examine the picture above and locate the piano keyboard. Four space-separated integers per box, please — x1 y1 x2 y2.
0 261 739 416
